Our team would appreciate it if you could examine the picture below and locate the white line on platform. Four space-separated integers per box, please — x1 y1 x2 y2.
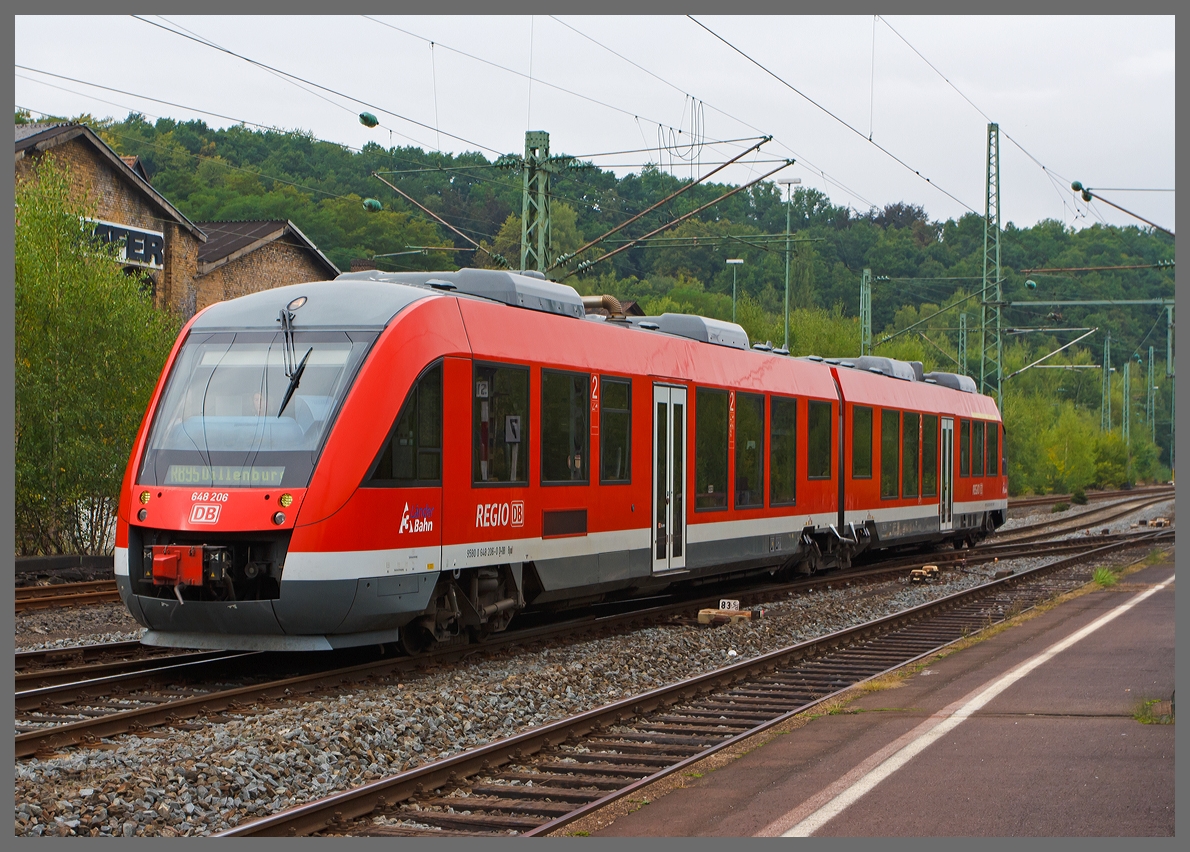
757 572 1175 837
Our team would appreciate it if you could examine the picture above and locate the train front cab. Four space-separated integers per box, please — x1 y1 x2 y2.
115 281 457 651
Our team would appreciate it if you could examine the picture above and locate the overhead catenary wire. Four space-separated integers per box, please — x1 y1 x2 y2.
547 15 877 212
561 160 793 280
16 65 551 242
48 108 502 243
549 137 772 270
874 15 1104 227
132 15 506 156
363 15 696 140
15 66 348 143
688 15 978 214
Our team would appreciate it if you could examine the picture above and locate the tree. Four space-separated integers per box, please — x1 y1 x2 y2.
15 155 180 555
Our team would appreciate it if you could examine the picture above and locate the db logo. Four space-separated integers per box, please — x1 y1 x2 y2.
189 504 221 524
476 500 525 529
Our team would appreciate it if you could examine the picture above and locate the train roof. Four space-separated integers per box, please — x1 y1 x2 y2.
336 268 585 319
832 360 1001 420
191 279 431 330
191 270 996 414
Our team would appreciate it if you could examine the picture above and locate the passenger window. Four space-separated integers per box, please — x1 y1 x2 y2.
988 423 1000 478
542 370 589 484
807 400 832 479
922 414 938 496
881 408 899 499
600 377 631 483
902 412 920 498
973 420 985 477
959 419 970 477
769 396 797 506
369 361 443 486
695 388 729 509
852 405 873 478
735 392 764 508
473 363 529 484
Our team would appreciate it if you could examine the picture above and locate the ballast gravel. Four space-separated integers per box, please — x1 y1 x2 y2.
14 502 1172 837
15 603 144 653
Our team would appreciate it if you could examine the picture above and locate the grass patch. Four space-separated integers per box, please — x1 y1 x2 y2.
849 671 908 696
1093 567 1118 587
685 772 703 779
567 831 591 837
1134 698 1174 725
1143 549 1169 565
1052 501 1071 513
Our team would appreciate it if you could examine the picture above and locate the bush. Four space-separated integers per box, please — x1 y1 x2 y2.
1071 487 1088 505
1051 502 1071 513
15 155 180 554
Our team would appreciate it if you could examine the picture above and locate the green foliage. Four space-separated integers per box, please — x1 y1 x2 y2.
1051 502 1070 513
1071 487 1088 505
1092 567 1118 588
15 155 181 555
54 111 1173 501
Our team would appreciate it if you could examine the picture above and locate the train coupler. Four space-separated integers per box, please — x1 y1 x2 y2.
148 544 229 587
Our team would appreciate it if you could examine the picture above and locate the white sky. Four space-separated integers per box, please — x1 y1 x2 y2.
14 15 1176 232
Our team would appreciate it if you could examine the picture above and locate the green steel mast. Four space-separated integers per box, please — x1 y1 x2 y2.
859 268 872 356
979 122 1003 409
520 131 552 273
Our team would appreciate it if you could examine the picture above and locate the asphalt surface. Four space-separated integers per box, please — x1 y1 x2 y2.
595 557 1175 837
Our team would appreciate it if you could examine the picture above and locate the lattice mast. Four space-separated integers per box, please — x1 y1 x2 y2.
520 131 553 272
1101 333 1112 431
979 122 1003 409
860 268 872 356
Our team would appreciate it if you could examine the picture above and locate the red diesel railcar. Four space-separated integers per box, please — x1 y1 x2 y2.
115 269 1006 652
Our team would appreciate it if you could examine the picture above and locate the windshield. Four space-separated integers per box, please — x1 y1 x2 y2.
138 330 375 488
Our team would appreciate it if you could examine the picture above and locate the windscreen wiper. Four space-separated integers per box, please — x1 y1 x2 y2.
278 307 298 377
277 348 312 418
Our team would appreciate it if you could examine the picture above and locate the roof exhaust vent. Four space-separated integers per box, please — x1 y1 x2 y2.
924 371 978 393
582 294 624 316
626 313 749 350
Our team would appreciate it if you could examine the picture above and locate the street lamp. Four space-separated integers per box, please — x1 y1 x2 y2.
726 258 744 322
777 177 801 351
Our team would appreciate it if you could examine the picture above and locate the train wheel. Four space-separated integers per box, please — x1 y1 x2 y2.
398 623 433 656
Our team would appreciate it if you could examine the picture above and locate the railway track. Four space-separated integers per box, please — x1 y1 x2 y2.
1005 484 1173 510
217 528 1172 837
991 492 1173 544
14 579 120 612
15 526 1169 761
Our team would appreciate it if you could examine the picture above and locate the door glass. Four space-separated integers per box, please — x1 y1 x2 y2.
922 414 938 497
655 401 668 560
673 401 684 559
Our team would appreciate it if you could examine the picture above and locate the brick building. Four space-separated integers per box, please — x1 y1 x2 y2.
16 122 206 315
194 220 338 310
15 122 338 318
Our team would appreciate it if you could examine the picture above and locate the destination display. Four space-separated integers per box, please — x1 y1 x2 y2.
165 465 285 487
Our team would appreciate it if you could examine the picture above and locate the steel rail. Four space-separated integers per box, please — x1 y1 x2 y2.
217 530 1171 837
16 640 147 670
14 648 239 690
14 580 121 612
1006 485 1172 510
992 494 1173 544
